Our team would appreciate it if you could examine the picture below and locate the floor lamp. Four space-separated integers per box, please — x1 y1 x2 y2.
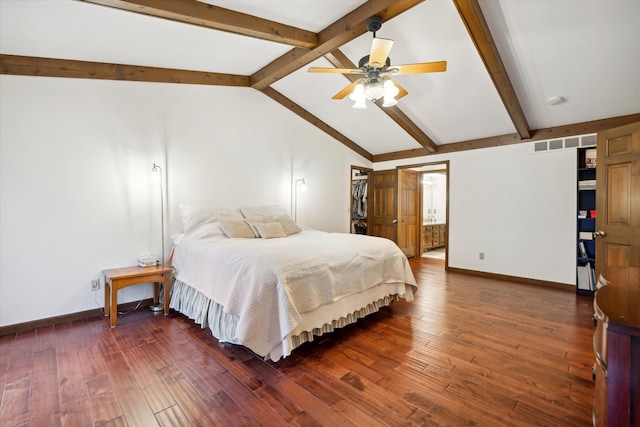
151 163 165 312
294 178 306 222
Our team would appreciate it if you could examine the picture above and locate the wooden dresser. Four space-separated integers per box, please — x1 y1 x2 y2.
592 266 640 426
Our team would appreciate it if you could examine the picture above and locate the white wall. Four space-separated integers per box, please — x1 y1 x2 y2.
0 73 581 327
378 142 578 285
0 75 368 327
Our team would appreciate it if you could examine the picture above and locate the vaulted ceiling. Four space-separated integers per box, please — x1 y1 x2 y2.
1 0 639 162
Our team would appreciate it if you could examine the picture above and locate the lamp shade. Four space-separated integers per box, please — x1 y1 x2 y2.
363 80 384 100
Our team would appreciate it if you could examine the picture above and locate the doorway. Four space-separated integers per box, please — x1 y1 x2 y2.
350 165 372 234
398 162 449 265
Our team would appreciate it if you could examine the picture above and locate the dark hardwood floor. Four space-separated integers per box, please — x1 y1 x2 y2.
0 258 596 426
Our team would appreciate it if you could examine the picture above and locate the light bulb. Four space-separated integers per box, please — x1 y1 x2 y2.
363 80 384 100
349 82 365 101
383 79 399 97
353 98 367 109
382 95 397 107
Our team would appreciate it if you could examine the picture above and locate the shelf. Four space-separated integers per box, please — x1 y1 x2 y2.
576 147 596 296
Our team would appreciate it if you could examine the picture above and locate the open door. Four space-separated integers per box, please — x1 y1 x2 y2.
397 169 420 257
595 121 640 279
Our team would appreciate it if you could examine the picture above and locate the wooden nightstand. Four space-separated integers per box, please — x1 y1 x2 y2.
102 265 173 328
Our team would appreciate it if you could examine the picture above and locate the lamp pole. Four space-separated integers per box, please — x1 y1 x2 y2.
152 163 164 266
294 178 305 223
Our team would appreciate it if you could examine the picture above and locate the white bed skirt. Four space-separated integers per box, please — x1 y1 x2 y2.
170 279 413 361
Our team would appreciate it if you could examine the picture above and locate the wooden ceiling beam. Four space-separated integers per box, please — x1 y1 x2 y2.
250 0 424 90
453 0 531 140
0 54 250 86
78 0 317 49
261 87 373 161
373 113 640 162
324 50 438 153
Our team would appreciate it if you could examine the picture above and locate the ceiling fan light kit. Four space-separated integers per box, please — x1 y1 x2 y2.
308 16 447 109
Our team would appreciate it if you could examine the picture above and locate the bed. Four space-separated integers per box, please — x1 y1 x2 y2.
169 204 417 362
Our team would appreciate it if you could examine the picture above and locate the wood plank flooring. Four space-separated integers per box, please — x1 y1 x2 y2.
0 258 596 426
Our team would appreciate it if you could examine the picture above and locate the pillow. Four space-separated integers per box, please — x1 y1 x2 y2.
274 215 302 235
179 204 218 233
219 219 256 238
241 204 291 219
179 204 243 233
241 205 273 219
217 207 244 220
245 216 275 237
188 222 225 240
254 222 287 239
268 204 289 217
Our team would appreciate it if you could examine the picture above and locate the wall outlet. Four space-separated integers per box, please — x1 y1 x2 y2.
479 252 485 260
90 279 100 291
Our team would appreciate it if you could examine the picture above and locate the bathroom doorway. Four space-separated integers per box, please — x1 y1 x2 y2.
398 161 449 265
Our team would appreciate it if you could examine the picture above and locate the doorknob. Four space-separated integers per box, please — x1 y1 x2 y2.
392 219 398 224
593 231 606 238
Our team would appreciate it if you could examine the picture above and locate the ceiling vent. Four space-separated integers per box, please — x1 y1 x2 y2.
549 139 563 150
532 133 596 153
534 141 548 152
580 135 597 147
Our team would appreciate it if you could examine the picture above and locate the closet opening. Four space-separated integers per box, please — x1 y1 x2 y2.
350 166 372 234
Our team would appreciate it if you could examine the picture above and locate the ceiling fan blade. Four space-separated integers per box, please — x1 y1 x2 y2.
369 37 394 68
308 67 362 74
332 80 362 100
393 81 408 100
392 61 447 75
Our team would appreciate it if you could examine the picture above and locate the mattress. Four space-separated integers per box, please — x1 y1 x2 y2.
170 228 417 361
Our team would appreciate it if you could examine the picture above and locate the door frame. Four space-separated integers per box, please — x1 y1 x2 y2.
350 165 373 234
398 161 450 268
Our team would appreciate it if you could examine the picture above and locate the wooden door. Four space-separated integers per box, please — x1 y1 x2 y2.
398 169 419 257
595 121 640 278
370 169 397 241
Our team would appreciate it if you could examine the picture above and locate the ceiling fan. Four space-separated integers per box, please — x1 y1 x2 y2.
308 16 447 109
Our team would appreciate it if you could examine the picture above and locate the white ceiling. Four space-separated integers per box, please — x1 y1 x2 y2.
1 0 639 157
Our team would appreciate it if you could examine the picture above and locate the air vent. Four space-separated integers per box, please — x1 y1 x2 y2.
581 135 596 147
564 137 579 148
534 141 548 152
549 139 563 150
532 133 596 153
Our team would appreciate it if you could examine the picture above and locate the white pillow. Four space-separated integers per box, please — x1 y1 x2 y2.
219 219 256 238
217 207 244 219
254 222 287 239
188 222 225 240
274 215 302 235
179 204 243 233
241 205 272 218
268 204 290 217
179 204 218 233
241 204 291 219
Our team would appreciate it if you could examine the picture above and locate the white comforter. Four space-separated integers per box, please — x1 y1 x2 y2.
172 229 417 357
